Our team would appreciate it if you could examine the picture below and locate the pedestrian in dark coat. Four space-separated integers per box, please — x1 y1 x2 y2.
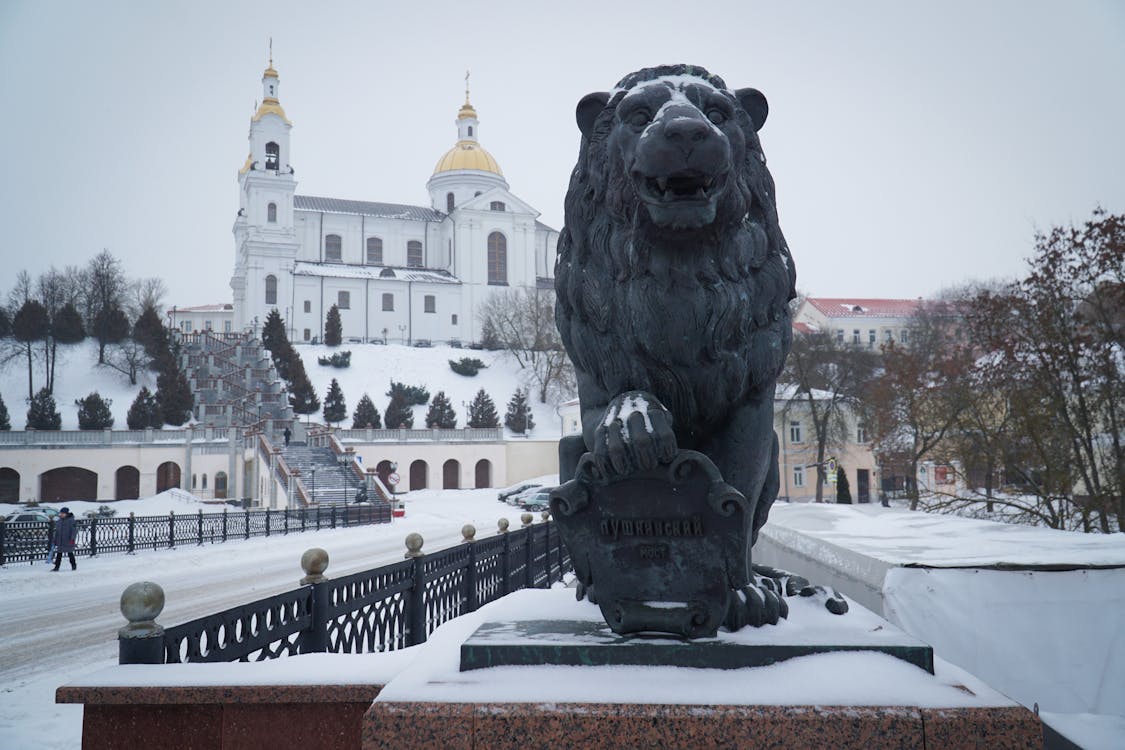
283 427 292 447
51 507 78 571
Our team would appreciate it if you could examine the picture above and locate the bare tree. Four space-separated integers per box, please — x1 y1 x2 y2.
781 330 877 502
128 277 168 319
477 287 575 404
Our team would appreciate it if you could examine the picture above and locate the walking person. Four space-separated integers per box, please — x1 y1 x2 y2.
51 507 78 571
283 426 292 447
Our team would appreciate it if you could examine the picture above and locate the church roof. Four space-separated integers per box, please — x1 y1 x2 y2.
433 140 503 176
293 261 460 285
294 195 444 222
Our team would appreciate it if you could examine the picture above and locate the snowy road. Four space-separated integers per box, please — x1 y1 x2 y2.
0 487 542 750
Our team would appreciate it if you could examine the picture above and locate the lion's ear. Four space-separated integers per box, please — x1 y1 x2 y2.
576 92 610 138
735 88 768 132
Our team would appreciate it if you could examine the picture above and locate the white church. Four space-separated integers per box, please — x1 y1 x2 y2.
229 59 559 345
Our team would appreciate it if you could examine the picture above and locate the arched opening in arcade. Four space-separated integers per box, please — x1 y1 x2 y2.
474 459 491 489
443 459 460 490
115 466 140 500
156 462 181 493
0 467 20 503
214 471 228 500
375 460 395 490
40 467 97 503
409 460 427 491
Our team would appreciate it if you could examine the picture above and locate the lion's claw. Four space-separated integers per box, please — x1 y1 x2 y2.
594 391 677 477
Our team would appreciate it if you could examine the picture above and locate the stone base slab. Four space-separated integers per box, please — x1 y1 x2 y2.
460 619 934 673
362 702 1042 750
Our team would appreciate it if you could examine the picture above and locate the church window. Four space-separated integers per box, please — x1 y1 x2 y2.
490 201 505 212
424 295 436 313
451 314 458 325
446 193 455 213
204 320 213 331
382 293 394 311
265 142 279 170
366 237 383 265
303 300 311 313
303 328 311 341
407 240 423 268
379 268 396 278
265 274 277 304
338 291 350 309
325 234 342 262
267 202 277 223
468 126 473 137
487 232 507 285
224 320 232 333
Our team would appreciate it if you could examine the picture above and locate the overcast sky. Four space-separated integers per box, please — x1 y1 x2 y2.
1 1 1122 308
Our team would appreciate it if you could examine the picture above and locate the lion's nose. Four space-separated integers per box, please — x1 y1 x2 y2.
664 115 710 146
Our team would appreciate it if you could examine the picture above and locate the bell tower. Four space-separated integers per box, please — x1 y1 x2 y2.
231 43 299 332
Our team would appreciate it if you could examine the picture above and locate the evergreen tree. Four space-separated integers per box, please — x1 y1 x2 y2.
322 378 347 425
131 304 165 358
467 388 499 428
26 388 61 430
92 304 130 364
261 309 287 355
0 308 11 338
76 392 114 430
836 467 853 504
155 342 193 427
288 359 321 419
324 304 343 347
0 393 10 430
13 299 49 399
53 303 85 343
425 391 457 428
126 387 163 429
384 393 414 429
351 393 382 429
504 388 535 433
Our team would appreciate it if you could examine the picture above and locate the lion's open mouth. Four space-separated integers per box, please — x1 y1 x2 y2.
638 170 724 204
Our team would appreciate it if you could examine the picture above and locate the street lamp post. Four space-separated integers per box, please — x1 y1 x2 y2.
339 454 351 503
397 324 408 346
310 466 317 505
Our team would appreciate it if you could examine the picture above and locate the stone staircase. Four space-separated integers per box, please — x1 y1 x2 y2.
177 331 293 432
280 443 360 506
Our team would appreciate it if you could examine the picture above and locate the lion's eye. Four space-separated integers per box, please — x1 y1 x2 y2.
707 109 726 125
628 110 651 127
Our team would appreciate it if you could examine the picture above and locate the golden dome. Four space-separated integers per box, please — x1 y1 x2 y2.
263 65 279 79
252 97 291 125
239 153 253 174
433 140 503 176
458 102 477 119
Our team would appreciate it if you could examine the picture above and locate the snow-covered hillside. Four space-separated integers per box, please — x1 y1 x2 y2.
0 339 569 436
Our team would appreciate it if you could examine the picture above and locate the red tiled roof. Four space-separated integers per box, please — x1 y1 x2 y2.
805 298 926 319
792 321 817 334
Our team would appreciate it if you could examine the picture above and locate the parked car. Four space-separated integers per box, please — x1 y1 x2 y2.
497 481 541 504
506 486 544 507
519 489 551 512
3 511 53 555
412 339 433 348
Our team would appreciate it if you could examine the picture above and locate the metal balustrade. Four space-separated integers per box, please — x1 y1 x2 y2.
119 519 572 665
0 505 393 566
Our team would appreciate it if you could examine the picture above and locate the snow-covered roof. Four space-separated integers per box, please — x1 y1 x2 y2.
535 219 558 234
805 298 926 319
292 261 460 285
173 303 234 313
294 195 444 222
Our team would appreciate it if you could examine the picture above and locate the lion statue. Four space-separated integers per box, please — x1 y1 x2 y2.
554 64 797 625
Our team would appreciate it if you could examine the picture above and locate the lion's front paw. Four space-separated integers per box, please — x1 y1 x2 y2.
594 391 677 477
726 574 789 629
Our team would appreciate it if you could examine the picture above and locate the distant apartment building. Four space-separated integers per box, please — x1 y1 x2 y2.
794 297 926 350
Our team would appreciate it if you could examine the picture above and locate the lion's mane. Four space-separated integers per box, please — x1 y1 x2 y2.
555 65 797 437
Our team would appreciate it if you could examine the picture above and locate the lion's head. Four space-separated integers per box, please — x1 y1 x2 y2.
556 65 796 429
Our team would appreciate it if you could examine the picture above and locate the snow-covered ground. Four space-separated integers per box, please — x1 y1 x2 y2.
0 339 565 435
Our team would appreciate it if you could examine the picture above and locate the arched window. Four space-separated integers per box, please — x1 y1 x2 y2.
201 473 208 490
325 234 342 262
265 274 277 304
474 459 491 489
409 460 428 491
381 293 394 311
446 192 455 212
487 232 507 285
267 202 277 223
366 237 383 264
443 460 460 489
265 142 279 170
379 268 396 279
468 126 473 137
407 240 423 268
214 471 228 500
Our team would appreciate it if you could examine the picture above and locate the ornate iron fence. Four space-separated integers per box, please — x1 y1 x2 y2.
140 520 572 665
0 504 393 566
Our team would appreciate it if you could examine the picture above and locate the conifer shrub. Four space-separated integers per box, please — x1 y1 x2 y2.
836 467 853 504
126 387 163 429
322 378 347 425
317 350 352 368
0 393 10 430
504 389 535 433
425 391 457 428
466 389 499 428
449 357 487 376
76 392 114 430
26 388 61 430
386 380 430 406
384 392 414 429
351 394 382 429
